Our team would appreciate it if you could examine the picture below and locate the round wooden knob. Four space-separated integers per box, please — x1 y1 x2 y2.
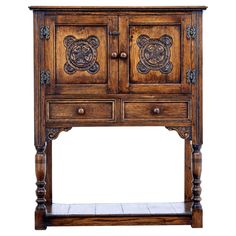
120 52 128 59
111 52 118 59
77 108 85 115
153 107 160 114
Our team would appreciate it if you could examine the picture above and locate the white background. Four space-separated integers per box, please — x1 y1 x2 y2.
0 0 235 235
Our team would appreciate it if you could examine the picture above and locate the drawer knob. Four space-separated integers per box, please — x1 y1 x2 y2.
153 107 160 114
111 52 118 59
77 108 85 115
120 52 128 59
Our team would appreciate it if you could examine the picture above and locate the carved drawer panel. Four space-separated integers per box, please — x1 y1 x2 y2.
46 100 115 122
122 100 190 121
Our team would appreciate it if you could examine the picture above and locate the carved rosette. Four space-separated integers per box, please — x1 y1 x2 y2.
136 34 173 74
46 128 72 141
166 126 192 140
64 35 100 74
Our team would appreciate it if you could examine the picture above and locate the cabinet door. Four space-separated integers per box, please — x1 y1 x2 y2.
45 15 118 94
119 15 192 94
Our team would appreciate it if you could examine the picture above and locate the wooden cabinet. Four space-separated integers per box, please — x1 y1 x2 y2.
29 6 207 230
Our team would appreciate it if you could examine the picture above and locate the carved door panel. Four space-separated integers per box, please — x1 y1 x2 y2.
44 15 118 94
119 15 192 94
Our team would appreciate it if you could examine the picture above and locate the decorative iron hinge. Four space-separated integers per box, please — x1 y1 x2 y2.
186 69 197 84
40 25 50 40
40 70 50 85
186 25 197 39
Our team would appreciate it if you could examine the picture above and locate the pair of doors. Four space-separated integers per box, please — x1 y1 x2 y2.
44 14 192 94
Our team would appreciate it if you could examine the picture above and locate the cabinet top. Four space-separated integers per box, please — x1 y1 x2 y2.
29 6 207 12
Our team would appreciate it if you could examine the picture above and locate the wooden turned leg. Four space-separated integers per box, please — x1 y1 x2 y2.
191 144 203 228
45 140 52 204
185 140 192 202
35 144 47 230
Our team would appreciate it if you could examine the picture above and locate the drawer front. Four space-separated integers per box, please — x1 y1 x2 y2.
47 100 115 122
122 101 190 121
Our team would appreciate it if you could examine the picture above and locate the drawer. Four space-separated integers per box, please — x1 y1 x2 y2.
122 101 190 121
47 100 115 122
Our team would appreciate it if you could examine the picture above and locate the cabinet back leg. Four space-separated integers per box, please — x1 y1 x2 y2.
184 140 192 202
46 140 52 204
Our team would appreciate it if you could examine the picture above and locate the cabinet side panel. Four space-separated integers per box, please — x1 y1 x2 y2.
197 12 203 144
191 12 203 144
34 12 46 147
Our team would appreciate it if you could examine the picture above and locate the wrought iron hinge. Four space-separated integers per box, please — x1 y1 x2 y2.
40 25 50 40
186 69 197 84
40 70 50 85
186 25 197 39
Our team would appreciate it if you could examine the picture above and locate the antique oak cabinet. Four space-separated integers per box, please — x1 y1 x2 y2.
29 6 207 229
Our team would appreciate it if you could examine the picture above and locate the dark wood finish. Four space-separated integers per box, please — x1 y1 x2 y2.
30 6 206 230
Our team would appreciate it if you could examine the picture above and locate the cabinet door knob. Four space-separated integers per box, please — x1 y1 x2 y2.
77 108 85 115
153 107 160 114
119 52 128 59
111 52 118 59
